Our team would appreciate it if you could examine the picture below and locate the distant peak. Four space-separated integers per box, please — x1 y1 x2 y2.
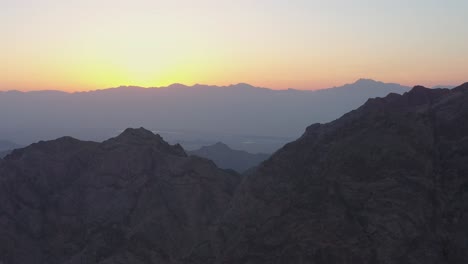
167 83 188 89
118 127 158 140
229 83 256 89
213 142 230 148
410 85 429 91
110 127 166 146
107 127 186 156
200 142 232 151
355 78 380 84
115 85 145 90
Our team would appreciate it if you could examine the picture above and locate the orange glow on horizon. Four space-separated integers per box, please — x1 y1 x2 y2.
2 1 467 92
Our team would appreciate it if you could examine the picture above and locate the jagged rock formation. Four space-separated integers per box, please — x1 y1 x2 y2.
215 83 468 264
189 142 270 173
0 128 239 264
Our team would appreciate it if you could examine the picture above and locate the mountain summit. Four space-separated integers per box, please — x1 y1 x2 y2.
0 128 239 263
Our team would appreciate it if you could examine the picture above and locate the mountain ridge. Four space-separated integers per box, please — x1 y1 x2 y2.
214 83 468 263
0 78 411 149
1 79 407 94
0 128 240 263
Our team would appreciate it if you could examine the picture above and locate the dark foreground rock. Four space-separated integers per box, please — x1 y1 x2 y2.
215 83 468 264
0 128 239 264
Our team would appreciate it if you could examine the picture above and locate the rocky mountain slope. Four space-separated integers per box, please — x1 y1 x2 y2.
189 142 270 173
215 83 468 263
0 128 239 264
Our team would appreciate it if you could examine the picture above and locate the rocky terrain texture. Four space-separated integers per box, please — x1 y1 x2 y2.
0 128 239 264
189 142 270 173
215 83 468 263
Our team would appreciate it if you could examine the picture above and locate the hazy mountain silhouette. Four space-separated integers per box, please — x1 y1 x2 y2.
214 82 468 263
0 79 409 152
0 139 20 151
432 84 457 89
189 142 270 173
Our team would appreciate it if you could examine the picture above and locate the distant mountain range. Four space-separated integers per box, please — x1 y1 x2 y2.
0 79 409 152
189 142 270 173
1 82 468 263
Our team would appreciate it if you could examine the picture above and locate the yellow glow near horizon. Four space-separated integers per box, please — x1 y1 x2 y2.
2 1 468 91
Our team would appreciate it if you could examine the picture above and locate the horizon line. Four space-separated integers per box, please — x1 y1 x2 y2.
0 78 459 94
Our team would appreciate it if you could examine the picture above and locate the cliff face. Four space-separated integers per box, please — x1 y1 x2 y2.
0 128 239 264
216 84 468 264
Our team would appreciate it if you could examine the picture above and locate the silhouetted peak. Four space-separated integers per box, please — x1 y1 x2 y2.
355 78 380 85
410 85 429 91
110 127 164 145
114 85 145 90
108 127 186 156
212 142 231 150
229 83 256 89
118 127 157 139
198 142 232 152
167 83 188 89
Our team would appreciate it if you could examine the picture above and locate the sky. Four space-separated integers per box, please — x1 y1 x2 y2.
2 0 468 91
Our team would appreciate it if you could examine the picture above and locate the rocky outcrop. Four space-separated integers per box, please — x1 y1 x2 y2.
215 84 468 264
0 128 239 264
189 142 270 173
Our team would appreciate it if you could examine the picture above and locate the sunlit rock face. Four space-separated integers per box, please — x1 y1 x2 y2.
215 83 468 264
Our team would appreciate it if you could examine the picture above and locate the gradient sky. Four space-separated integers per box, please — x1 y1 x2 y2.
2 0 468 91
